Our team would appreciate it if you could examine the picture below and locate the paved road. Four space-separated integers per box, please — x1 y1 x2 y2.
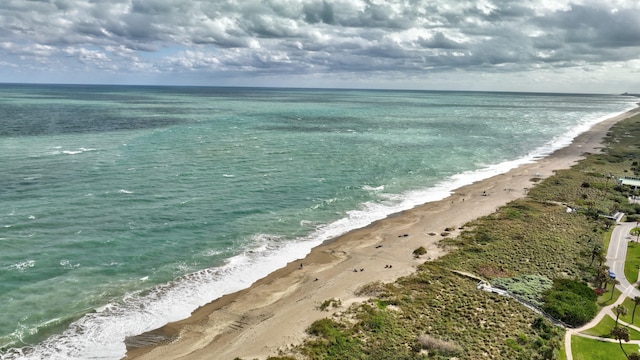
608 222 640 298
564 221 640 360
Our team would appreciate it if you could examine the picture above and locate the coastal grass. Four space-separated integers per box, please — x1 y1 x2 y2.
277 114 640 359
570 335 638 360
300 267 562 360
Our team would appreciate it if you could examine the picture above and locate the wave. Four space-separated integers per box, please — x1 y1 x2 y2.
61 148 98 155
1 235 316 359
7 260 36 272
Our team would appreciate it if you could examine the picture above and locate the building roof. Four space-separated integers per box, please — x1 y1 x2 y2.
619 177 640 187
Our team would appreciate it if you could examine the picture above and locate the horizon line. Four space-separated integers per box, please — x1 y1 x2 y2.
1 81 635 97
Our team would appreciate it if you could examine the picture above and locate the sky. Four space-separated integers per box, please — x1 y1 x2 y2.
1 0 639 93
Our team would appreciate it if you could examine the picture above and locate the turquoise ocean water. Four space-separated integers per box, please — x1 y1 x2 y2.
0 84 637 359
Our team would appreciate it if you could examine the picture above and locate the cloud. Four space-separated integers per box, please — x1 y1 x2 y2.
0 0 638 91
303 0 334 25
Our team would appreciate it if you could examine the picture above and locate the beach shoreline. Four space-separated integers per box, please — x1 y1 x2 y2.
125 106 640 360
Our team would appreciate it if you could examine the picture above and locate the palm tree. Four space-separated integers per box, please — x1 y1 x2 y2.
595 266 609 289
603 218 616 230
594 250 607 267
632 297 640 323
615 305 629 326
590 245 602 266
610 278 621 300
611 326 630 358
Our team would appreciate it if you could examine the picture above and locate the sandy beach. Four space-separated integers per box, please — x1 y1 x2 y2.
125 107 640 360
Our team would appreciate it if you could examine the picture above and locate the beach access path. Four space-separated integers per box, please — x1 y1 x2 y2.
564 221 640 360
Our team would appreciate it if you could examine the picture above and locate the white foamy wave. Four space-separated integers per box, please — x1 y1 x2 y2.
59 260 80 270
118 189 133 194
1 235 316 360
539 107 638 159
362 185 384 192
287 104 640 248
61 148 97 155
1 317 64 353
203 249 223 257
8 260 35 272
299 220 317 228
309 197 337 210
41 147 97 157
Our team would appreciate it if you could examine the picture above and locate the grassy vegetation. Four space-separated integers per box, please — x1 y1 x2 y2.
580 315 640 339
617 297 640 325
558 345 568 360
597 287 623 307
570 335 638 360
300 267 563 359
268 114 640 359
317 298 342 311
625 241 640 284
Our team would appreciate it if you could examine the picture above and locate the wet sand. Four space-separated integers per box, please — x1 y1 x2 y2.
125 107 640 360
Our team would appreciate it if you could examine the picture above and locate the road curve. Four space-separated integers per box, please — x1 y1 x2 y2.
564 222 640 360
608 222 640 297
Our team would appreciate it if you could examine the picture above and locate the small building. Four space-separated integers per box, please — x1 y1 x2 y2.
618 177 640 189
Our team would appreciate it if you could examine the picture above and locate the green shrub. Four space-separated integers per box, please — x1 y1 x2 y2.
412 246 427 258
542 279 597 326
318 298 342 311
493 275 553 306
307 318 344 339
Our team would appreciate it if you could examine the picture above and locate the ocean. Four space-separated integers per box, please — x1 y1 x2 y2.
0 84 637 359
